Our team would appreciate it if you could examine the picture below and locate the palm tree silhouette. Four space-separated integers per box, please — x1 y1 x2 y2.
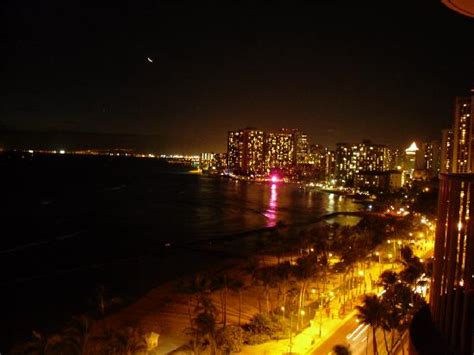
356 294 385 355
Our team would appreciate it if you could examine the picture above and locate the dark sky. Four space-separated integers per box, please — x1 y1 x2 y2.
1 0 474 153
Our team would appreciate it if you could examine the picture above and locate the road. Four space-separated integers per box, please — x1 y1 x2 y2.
312 241 434 355
312 314 398 355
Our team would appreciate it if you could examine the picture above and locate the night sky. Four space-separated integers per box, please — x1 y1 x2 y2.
2 1 474 153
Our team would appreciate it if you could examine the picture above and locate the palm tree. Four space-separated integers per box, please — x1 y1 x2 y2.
187 295 218 354
11 316 93 355
273 261 293 314
378 270 398 290
293 253 318 329
254 266 277 314
228 277 245 326
103 327 147 355
178 273 213 328
9 330 46 355
381 282 423 353
62 315 92 355
211 272 228 327
356 294 385 355
399 246 424 286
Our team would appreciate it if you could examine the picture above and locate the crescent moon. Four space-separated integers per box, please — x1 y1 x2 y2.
147 57 153 63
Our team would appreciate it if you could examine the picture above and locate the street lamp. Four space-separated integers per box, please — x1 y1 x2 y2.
318 301 323 337
375 251 381 262
387 239 396 260
289 311 293 353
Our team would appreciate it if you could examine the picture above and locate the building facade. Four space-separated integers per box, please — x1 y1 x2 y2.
430 173 474 354
452 96 474 173
227 128 265 176
404 141 419 179
264 129 295 175
335 140 389 185
354 170 402 191
199 152 215 171
441 128 454 173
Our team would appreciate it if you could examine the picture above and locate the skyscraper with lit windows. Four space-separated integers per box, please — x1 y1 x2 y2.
441 128 454 173
295 132 310 165
227 128 265 176
357 140 389 172
404 141 419 178
335 143 357 183
264 129 295 175
452 95 474 173
431 173 474 354
335 140 388 185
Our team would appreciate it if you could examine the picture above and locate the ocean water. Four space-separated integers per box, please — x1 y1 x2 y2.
0 153 360 349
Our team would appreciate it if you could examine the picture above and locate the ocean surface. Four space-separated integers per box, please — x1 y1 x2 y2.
0 153 361 349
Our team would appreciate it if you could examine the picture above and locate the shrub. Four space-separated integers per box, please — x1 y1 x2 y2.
243 313 287 344
216 326 243 353
243 331 271 345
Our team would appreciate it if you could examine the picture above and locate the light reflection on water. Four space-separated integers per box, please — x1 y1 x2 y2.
191 177 362 237
328 193 335 210
265 183 278 227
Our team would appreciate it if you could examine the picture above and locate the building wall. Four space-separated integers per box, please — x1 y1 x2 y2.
430 173 474 354
295 132 309 165
227 128 265 176
441 129 454 173
265 131 294 174
335 140 388 185
452 96 474 173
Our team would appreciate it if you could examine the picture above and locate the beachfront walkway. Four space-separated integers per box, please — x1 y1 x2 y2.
239 260 388 355
238 237 434 354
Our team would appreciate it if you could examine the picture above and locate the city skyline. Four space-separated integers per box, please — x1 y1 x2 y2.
2 1 474 153
3 1 474 354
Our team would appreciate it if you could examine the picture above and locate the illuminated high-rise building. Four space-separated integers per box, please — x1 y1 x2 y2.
227 128 265 176
335 143 357 183
404 141 419 179
298 144 329 180
424 141 441 174
414 141 441 178
265 129 295 174
335 140 388 185
452 95 474 173
325 150 336 180
431 173 474 354
388 148 404 170
357 140 389 172
199 152 215 171
295 132 310 165
213 153 227 173
308 144 327 170
441 128 454 173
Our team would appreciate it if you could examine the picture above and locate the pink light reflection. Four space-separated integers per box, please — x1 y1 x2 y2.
265 183 278 227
